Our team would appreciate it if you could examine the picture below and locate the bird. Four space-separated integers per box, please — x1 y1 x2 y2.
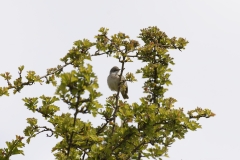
107 66 129 99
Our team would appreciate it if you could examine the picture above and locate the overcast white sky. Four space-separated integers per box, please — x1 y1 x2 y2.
0 1 240 160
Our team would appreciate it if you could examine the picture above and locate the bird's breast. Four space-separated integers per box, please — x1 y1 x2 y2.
107 75 120 91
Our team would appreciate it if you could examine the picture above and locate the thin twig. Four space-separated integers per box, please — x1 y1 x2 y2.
35 126 54 137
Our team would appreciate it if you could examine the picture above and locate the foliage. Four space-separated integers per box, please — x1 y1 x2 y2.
0 26 215 160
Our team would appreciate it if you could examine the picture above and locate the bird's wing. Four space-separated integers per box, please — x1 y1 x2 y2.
119 75 128 93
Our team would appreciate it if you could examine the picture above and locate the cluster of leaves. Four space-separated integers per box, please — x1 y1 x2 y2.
0 26 215 160
0 135 24 160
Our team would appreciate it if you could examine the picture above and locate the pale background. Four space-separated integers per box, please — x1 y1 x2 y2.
0 1 239 160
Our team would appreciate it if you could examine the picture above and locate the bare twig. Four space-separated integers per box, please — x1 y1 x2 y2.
35 126 54 137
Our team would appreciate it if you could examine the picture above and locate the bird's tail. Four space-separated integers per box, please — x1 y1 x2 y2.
121 91 129 99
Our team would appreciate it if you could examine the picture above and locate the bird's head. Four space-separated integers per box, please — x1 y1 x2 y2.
110 66 120 75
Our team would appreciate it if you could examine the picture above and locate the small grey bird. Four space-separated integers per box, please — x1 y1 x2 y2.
107 66 129 99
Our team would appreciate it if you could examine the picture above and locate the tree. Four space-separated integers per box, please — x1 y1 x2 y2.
0 26 215 160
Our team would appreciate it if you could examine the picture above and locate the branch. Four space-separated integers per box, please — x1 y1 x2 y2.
2 61 73 95
111 56 126 134
66 107 79 157
40 61 72 79
96 120 110 135
35 126 54 137
66 90 88 157
126 140 146 160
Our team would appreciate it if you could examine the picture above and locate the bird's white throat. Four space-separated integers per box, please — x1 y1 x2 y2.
110 71 119 76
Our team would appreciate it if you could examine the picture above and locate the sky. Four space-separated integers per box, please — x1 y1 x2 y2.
0 0 240 160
